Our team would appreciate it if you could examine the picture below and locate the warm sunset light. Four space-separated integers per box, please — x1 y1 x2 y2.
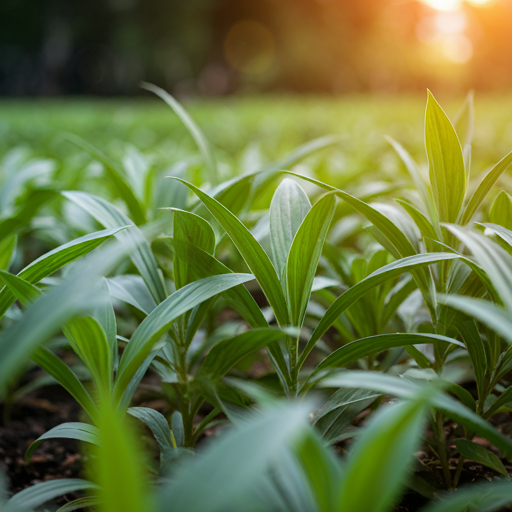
421 0 495 10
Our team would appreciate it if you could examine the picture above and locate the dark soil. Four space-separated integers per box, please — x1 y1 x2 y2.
0 382 84 507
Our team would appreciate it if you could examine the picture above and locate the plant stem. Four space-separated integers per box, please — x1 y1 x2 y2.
288 335 299 398
452 455 465 488
435 411 452 489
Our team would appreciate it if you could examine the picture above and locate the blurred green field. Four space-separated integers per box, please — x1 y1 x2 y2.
3 94 512 166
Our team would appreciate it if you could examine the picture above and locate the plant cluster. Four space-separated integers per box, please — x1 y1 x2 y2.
1 87 512 512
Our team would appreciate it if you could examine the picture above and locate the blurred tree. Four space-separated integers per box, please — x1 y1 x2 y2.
0 0 511 96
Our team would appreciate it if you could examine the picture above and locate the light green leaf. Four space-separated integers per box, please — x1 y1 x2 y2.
285 193 336 327
63 191 166 303
462 149 512 225
0 235 16 271
269 178 311 278
425 90 466 223
0 226 128 317
64 316 112 395
142 82 217 185
64 133 146 225
438 294 512 344
337 398 428 512
107 275 157 315
490 191 512 230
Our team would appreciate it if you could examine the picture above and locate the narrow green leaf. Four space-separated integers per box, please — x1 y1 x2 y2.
167 238 268 328
425 90 466 223
0 270 41 305
64 133 146 225
168 208 216 289
420 479 512 512
490 191 512 230
64 316 112 395
444 224 512 310
128 407 173 450
0 226 127 318
456 439 508 477
107 275 157 315
170 178 289 325
141 82 217 185
114 273 255 400
462 149 512 225
26 423 100 464
337 399 428 512
4 479 97 512
300 252 460 368
269 178 311 278
0 235 16 271
198 328 286 379
285 193 336 327
320 371 512 459
315 333 463 373
63 191 166 303
31 347 98 420
439 294 512 344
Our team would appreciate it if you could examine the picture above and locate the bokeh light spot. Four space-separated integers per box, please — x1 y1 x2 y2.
224 20 276 75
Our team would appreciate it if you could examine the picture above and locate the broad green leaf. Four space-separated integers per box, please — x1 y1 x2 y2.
114 273 255 400
26 423 100 463
314 333 463 373
128 407 173 450
4 479 97 512
197 328 286 379
169 208 215 289
462 149 512 225
64 316 112 395
285 193 336 327
490 191 512 230
0 226 127 317
64 133 146 225
269 178 311 278
420 479 512 512
31 347 98 420
455 439 508 477
320 371 512 459
299 252 461 368
337 399 428 512
170 178 289 325
142 82 217 185
425 90 466 223
63 191 166 303
159 401 311 512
